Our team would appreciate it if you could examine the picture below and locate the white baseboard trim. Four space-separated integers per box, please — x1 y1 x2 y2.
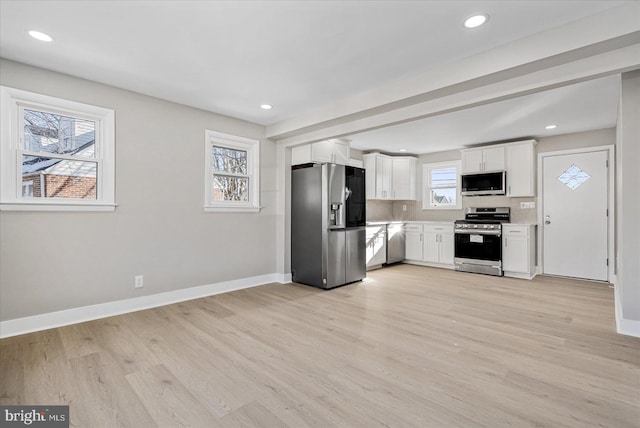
615 293 640 338
0 273 282 339
504 271 536 280
276 272 292 284
402 261 456 270
617 318 640 338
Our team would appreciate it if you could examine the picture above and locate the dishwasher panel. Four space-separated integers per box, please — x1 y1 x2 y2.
386 223 406 264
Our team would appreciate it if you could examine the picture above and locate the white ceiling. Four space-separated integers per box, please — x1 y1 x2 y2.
0 1 631 153
348 75 621 154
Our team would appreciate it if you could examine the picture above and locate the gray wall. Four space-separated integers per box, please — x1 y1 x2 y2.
617 71 640 324
364 129 616 223
0 59 277 321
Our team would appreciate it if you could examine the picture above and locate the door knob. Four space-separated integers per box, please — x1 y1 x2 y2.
545 220 551 225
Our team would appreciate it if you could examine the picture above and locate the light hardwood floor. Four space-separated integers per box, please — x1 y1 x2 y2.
1 265 639 427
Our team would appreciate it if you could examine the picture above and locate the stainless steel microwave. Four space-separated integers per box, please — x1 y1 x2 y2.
461 171 506 196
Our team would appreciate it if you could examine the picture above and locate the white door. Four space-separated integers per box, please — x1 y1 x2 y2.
542 150 609 281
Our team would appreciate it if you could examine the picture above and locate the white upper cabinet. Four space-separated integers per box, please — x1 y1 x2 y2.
461 140 536 197
364 153 391 199
376 155 393 199
291 144 312 166
363 153 417 200
461 146 505 174
291 139 350 165
392 157 417 200
505 140 536 197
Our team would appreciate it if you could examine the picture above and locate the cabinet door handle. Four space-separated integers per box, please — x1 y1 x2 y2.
505 238 508 248
508 185 511 195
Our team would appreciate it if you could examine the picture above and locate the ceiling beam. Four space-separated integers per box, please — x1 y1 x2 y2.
267 3 640 144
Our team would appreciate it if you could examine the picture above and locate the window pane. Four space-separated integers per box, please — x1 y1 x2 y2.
431 187 456 206
23 109 96 158
212 175 249 202
22 156 97 199
212 146 247 175
431 167 457 187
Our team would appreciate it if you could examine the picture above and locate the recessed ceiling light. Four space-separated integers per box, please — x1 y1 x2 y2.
545 124 557 130
464 14 488 29
399 149 407 152
260 104 273 110
28 30 53 42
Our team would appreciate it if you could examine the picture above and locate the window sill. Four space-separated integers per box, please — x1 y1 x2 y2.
204 205 262 213
1 202 117 212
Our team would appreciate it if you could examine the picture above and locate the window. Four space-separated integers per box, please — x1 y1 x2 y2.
204 130 260 212
423 161 461 210
22 180 34 197
0 86 115 211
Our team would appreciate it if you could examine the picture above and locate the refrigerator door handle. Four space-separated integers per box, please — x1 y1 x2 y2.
345 187 352 200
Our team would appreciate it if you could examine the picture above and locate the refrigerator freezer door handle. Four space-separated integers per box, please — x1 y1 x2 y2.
345 187 352 200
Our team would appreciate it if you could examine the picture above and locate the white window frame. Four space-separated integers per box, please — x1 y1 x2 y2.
422 160 462 210
204 130 260 213
0 86 115 211
22 180 34 198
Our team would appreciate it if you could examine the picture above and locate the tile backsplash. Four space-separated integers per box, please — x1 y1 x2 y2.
366 200 394 221
367 196 538 224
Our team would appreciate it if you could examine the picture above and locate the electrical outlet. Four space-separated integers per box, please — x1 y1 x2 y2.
402 204 407 211
520 202 535 209
134 275 144 288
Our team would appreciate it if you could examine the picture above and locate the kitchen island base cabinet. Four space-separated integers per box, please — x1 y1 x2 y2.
503 224 536 279
404 222 455 269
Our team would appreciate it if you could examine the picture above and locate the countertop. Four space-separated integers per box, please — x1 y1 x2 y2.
366 221 404 226
369 220 537 226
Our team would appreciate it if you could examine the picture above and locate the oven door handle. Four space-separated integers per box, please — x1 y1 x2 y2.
454 230 501 236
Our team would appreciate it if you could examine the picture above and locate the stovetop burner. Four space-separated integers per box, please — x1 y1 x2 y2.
456 207 510 223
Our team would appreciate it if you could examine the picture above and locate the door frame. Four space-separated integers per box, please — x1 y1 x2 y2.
537 145 615 283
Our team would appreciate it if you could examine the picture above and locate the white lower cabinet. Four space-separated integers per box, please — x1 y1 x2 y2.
502 224 536 279
405 224 424 261
404 222 454 268
366 225 387 270
424 224 454 265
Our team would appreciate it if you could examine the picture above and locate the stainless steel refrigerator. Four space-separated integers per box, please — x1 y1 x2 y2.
291 163 366 289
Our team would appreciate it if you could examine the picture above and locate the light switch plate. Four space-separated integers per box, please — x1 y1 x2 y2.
520 201 535 209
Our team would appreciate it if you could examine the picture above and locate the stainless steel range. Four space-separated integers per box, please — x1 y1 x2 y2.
454 207 510 276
